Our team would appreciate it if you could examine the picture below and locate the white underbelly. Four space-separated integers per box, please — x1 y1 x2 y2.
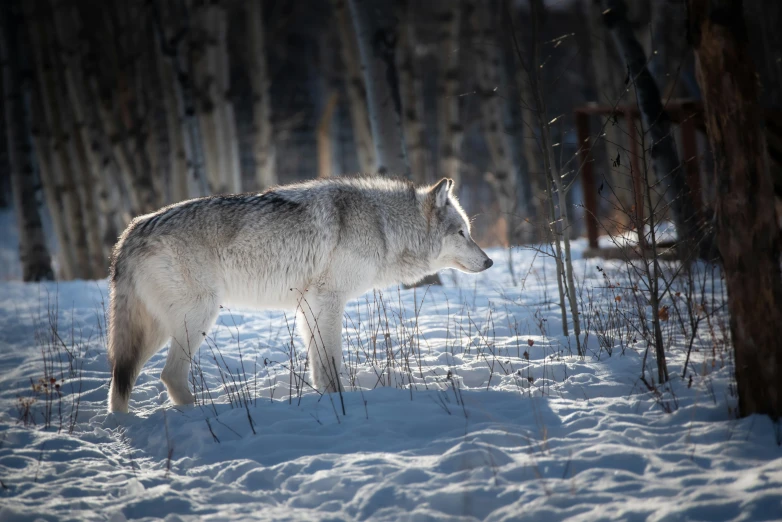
219 268 308 311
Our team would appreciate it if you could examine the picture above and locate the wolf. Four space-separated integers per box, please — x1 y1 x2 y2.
107 176 493 412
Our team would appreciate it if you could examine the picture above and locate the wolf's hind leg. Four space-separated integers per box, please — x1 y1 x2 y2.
297 291 346 393
108 286 169 413
161 306 219 406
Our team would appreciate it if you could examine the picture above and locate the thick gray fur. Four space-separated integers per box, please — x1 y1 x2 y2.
107 176 492 412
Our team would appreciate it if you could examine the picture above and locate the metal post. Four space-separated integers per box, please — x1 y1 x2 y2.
576 111 599 249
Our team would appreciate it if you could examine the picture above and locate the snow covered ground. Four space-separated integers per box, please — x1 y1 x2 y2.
1 242 781 521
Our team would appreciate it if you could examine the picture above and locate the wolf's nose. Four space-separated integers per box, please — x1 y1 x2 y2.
484 259 493 269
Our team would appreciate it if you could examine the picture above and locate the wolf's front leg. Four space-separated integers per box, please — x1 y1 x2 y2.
297 291 346 393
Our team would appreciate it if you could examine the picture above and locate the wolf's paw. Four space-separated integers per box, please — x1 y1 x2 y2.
164 385 195 406
312 369 342 394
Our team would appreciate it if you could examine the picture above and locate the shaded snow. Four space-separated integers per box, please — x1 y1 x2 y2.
0 242 781 521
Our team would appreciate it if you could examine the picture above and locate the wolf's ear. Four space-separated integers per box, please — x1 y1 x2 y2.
431 178 453 208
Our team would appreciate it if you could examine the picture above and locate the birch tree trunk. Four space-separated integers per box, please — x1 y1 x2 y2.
27 46 73 278
75 7 128 236
1 3 53 281
56 7 118 257
332 0 375 174
348 0 409 176
190 1 240 194
28 9 91 279
436 1 463 186
79 5 157 217
191 3 224 194
214 2 241 193
602 0 706 259
139 24 169 208
155 26 190 202
467 0 519 245
397 4 427 185
689 0 782 419
51 0 109 275
54 62 104 278
511 33 547 236
152 0 209 200
246 0 277 190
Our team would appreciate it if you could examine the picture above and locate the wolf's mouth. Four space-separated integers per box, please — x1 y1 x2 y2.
453 260 483 273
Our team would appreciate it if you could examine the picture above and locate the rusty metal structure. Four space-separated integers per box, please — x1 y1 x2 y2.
574 99 705 252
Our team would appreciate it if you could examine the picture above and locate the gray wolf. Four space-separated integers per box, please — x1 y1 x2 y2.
107 177 492 412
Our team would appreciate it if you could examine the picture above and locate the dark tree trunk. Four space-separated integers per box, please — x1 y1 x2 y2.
1 3 54 281
602 0 709 260
690 0 782 420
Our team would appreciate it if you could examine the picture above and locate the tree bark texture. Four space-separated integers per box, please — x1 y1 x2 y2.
397 4 427 185
1 3 53 281
152 0 209 200
467 0 519 245
348 0 409 177
51 0 108 277
80 2 158 216
154 23 190 202
509 23 546 236
436 1 463 187
191 2 237 194
28 7 91 279
690 0 782 420
332 0 375 174
214 1 241 194
246 0 277 190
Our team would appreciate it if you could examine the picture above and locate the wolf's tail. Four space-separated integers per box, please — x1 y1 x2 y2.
107 266 162 413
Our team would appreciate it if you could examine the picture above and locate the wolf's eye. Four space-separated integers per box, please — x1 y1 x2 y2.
458 230 465 237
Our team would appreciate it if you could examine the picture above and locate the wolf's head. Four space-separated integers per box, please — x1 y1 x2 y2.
425 178 493 274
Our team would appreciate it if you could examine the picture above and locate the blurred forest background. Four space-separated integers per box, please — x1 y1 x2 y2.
1 0 780 282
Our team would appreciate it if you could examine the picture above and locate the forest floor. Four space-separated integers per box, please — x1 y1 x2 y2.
1 238 781 521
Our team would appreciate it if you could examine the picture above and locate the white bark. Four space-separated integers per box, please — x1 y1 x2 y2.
246 0 277 190
191 3 223 194
152 0 209 199
28 58 72 279
332 0 375 174
155 30 189 202
214 3 241 193
32 131 73 279
467 0 519 243
186 1 241 195
436 1 463 186
397 7 427 185
347 0 409 176
28 13 91 279
51 0 110 275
